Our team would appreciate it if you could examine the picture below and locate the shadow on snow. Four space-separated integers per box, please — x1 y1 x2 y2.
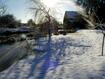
27 36 91 79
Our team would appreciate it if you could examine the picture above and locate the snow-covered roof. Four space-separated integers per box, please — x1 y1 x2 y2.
64 11 80 19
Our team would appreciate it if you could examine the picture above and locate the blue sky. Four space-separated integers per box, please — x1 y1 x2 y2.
6 0 83 23
6 0 32 23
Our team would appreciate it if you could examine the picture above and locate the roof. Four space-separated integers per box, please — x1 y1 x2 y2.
64 11 80 19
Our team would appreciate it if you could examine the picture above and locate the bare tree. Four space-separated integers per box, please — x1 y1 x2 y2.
29 0 51 23
29 0 53 37
0 0 7 16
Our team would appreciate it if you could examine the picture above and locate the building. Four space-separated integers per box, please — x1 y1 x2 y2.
63 11 89 32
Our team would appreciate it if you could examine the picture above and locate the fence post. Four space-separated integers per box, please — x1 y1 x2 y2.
102 33 105 56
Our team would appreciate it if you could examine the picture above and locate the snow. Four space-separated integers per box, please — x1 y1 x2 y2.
0 30 105 79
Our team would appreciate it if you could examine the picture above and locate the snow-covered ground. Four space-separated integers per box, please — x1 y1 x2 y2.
0 30 105 79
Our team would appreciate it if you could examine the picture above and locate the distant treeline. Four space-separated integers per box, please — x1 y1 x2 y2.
0 14 21 28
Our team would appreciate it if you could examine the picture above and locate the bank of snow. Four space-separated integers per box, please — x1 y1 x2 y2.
0 30 105 79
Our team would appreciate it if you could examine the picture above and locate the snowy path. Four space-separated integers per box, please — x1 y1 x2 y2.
0 30 105 79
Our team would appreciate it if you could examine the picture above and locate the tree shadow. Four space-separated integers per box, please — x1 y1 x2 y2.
27 36 91 79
